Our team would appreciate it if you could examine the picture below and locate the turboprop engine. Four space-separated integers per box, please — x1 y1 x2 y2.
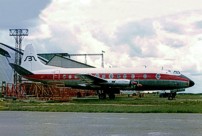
102 79 132 87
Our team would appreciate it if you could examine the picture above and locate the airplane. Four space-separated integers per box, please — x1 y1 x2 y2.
1 44 195 100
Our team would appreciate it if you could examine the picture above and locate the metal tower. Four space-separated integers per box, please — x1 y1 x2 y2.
9 29 28 84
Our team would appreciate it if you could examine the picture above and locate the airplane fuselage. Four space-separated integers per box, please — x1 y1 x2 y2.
23 68 193 91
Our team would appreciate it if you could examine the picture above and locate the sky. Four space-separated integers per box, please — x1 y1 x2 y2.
0 0 201 93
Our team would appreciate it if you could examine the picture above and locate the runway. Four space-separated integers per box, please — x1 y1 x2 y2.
0 111 201 136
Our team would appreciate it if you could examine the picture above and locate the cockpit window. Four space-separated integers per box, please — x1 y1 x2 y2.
173 71 180 74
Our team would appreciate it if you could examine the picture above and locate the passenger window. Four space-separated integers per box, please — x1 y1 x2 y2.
117 74 121 79
63 74 66 79
123 74 127 79
131 74 135 79
69 75 72 79
109 73 113 79
156 73 161 80
102 74 106 79
95 73 99 77
143 74 147 79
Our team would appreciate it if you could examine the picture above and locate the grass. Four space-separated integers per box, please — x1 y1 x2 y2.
0 94 202 113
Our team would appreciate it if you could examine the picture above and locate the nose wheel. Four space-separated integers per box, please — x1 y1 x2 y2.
168 92 176 100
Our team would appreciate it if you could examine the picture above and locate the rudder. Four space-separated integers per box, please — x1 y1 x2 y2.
21 44 52 71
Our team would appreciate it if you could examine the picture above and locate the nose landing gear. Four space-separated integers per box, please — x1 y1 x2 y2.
168 92 176 100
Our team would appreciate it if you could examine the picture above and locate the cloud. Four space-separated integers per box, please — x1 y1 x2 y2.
0 0 51 29
31 0 202 71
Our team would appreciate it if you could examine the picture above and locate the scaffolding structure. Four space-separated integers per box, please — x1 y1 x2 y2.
2 82 95 101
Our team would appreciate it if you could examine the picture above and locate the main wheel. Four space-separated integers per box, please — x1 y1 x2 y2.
108 93 115 100
168 93 174 100
99 93 106 99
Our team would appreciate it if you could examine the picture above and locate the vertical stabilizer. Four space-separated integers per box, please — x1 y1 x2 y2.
21 44 52 71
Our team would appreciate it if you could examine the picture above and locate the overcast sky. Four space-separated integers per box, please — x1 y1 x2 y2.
0 0 201 93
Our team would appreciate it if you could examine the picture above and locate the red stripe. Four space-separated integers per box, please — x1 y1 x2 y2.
25 73 189 82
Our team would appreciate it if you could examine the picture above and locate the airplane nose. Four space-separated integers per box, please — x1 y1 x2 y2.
189 80 195 87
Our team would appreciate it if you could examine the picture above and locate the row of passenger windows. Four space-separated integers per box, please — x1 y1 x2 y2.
52 73 161 80
95 73 134 79
94 73 161 80
53 74 78 79
53 74 134 79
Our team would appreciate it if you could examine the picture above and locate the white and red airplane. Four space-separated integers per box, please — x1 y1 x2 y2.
8 44 194 99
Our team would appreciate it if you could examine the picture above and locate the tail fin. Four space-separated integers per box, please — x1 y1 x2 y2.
21 44 52 71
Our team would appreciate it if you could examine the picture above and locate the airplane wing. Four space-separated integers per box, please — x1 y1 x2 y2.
77 74 107 85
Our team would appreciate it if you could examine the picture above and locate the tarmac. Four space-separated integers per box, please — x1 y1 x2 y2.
0 111 202 136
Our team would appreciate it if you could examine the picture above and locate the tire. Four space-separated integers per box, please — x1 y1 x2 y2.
99 93 106 99
109 93 115 100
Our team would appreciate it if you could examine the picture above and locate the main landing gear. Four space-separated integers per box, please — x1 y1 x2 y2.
97 89 119 100
98 92 106 99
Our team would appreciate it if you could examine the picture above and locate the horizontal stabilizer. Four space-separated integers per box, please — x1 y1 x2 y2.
9 63 33 76
0 48 11 58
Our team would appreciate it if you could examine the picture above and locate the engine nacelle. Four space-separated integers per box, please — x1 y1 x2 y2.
103 79 131 87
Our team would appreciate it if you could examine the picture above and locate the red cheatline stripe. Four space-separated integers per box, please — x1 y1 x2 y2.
24 73 189 82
